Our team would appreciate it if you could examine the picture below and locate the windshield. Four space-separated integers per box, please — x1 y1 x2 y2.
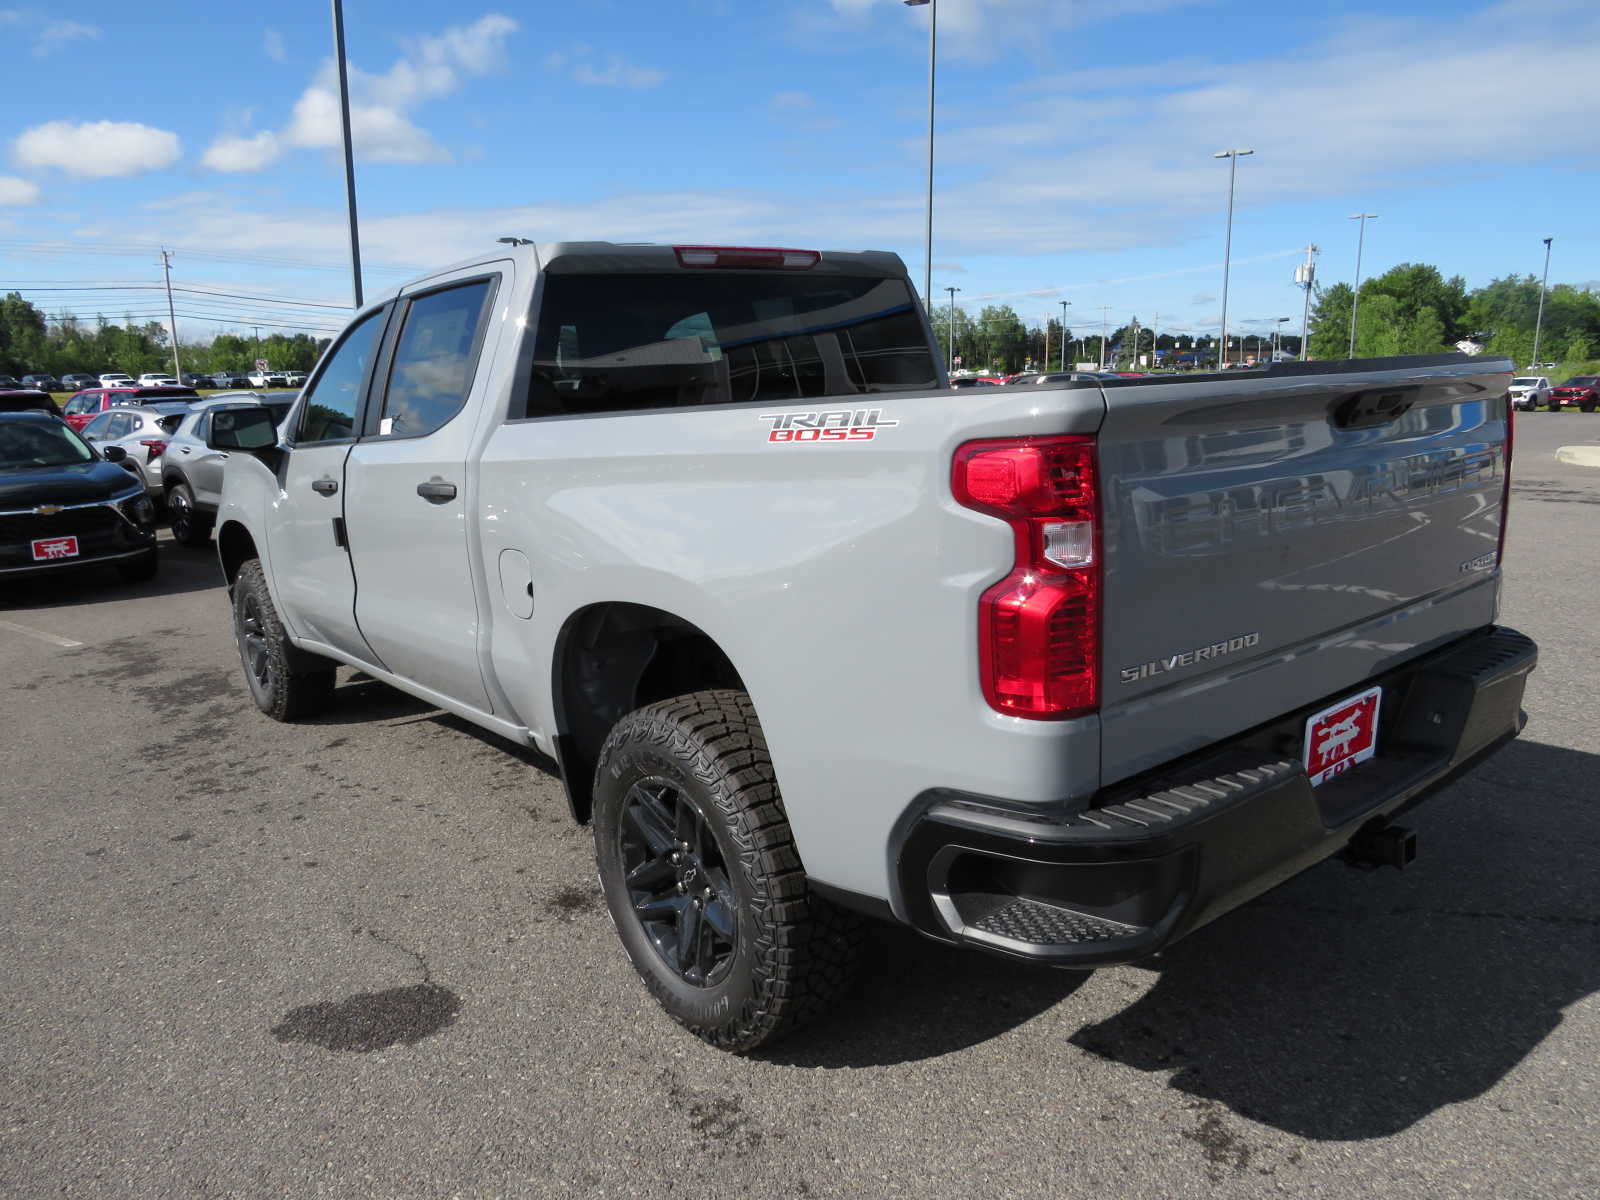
1561 377 1597 386
1511 378 1540 386
0 420 96 470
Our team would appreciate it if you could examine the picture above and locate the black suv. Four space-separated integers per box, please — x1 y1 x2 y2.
0 411 159 583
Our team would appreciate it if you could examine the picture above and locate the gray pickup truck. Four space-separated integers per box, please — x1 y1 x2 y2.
207 241 1535 1051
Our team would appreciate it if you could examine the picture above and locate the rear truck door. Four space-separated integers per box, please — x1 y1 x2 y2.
267 306 389 659
1094 356 1511 784
341 264 507 711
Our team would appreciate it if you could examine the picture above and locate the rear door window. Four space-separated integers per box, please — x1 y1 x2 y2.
522 271 937 419
375 278 495 438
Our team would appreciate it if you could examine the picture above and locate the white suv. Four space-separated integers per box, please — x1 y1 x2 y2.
137 373 180 387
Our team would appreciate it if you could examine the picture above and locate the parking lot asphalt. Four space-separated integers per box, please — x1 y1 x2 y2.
2 413 1597 1199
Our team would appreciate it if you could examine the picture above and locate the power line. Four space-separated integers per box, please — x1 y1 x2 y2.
40 312 343 333
8 284 351 310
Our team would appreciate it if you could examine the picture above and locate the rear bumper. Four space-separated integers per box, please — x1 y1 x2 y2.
891 626 1536 967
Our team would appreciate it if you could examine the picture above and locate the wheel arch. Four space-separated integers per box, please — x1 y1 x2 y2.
216 520 258 590
550 601 746 825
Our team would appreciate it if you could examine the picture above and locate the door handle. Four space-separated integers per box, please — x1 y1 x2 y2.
311 478 339 495
416 480 458 503
179 447 191 454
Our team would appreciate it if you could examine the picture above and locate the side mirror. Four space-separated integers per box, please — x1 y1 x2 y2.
208 405 279 451
101 444 128 463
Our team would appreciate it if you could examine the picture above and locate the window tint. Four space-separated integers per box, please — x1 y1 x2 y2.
377 279 494 438
295 310 384 443
82 411 116 437
523 272 937 419
156 415 183 435
195 411 212 440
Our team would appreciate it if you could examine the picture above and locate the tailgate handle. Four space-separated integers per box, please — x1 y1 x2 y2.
1331 386 1418 429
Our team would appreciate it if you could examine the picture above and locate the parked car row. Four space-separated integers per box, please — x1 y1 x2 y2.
0 369 308 392
0 388 297 594
950 369 1145 390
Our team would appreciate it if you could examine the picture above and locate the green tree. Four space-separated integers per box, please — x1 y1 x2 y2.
1362 263 1469 341
1307 282 1353 359
974 304 1027 373
1398 305 1447 355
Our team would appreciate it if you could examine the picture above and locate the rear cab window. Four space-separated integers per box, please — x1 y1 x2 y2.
521 267 937 419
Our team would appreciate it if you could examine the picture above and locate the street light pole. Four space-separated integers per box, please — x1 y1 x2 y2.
1274 316 1290 361
1214 148 1254 369
904 0 936 310
1531 237 1554 369
1059 299 1070 370
1347 212 1377 359
944 285 960 375
331 0 365 308
1097 305 1111 369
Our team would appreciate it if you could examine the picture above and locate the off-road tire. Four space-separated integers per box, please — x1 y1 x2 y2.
115 547 159 583
593 689 863 1052
167 482 212 547
232 559 335 721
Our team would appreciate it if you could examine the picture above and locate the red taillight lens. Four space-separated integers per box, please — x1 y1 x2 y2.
140 439 166 460
673 245 820 270
953 436 1101 719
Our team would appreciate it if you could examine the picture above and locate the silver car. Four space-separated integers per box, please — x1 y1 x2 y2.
79 402 193 494
162 392 295 545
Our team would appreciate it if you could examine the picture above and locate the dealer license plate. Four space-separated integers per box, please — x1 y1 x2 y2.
1303 686 1382 786
31 536 80 562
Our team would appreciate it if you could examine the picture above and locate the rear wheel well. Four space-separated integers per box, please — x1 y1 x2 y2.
553 603 745 824
216 521 257 589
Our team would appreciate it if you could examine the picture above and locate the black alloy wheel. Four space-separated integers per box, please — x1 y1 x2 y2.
617 779 739 987
167 483 209 547
592 690 863 1051
231 559 335 721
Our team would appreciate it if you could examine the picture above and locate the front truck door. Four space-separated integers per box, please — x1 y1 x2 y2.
266 307 389 658
342 269 505 711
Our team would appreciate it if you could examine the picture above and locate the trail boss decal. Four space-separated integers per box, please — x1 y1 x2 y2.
760 409 898 444
1120 632 1260 685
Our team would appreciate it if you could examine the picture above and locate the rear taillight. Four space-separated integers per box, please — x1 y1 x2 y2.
952 435 1101 719
140 439 166 460
1497 391 1514 566
673 245 820 270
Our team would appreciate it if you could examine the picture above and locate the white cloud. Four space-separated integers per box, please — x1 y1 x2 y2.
814 0 1198 59
263 29 287 63
546 45 664 89
0 176 40 205
0 12 102 56
13 120 181 177
201 131 283 173
772 91 813 110
203 13 519 173
572 55 664 89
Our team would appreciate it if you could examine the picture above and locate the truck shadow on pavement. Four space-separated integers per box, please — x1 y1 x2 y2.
773 738 1600 1142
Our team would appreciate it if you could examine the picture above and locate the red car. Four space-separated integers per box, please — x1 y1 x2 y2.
60 386 198 431
1549 376 1600 412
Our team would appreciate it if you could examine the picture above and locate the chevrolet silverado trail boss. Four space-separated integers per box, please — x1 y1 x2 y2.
206 241 1535 1051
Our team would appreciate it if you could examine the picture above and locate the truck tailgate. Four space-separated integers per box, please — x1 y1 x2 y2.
1095 357 1511 785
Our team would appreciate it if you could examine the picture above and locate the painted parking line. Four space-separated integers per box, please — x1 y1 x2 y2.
0 619 84 648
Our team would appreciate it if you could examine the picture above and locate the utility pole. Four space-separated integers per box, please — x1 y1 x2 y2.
1347 213 1377 358
1295 242 1318 360
1097 305 1112 369
1059 299 1070 370
332 0 365 307
943 285 960 375
1042 315 1049 375
159 248 181 378
1126 316 1139 369
1531 237 1554 369
1148 312 1158 368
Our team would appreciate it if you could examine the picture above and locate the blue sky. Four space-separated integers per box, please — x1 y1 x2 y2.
2 0 1596 346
